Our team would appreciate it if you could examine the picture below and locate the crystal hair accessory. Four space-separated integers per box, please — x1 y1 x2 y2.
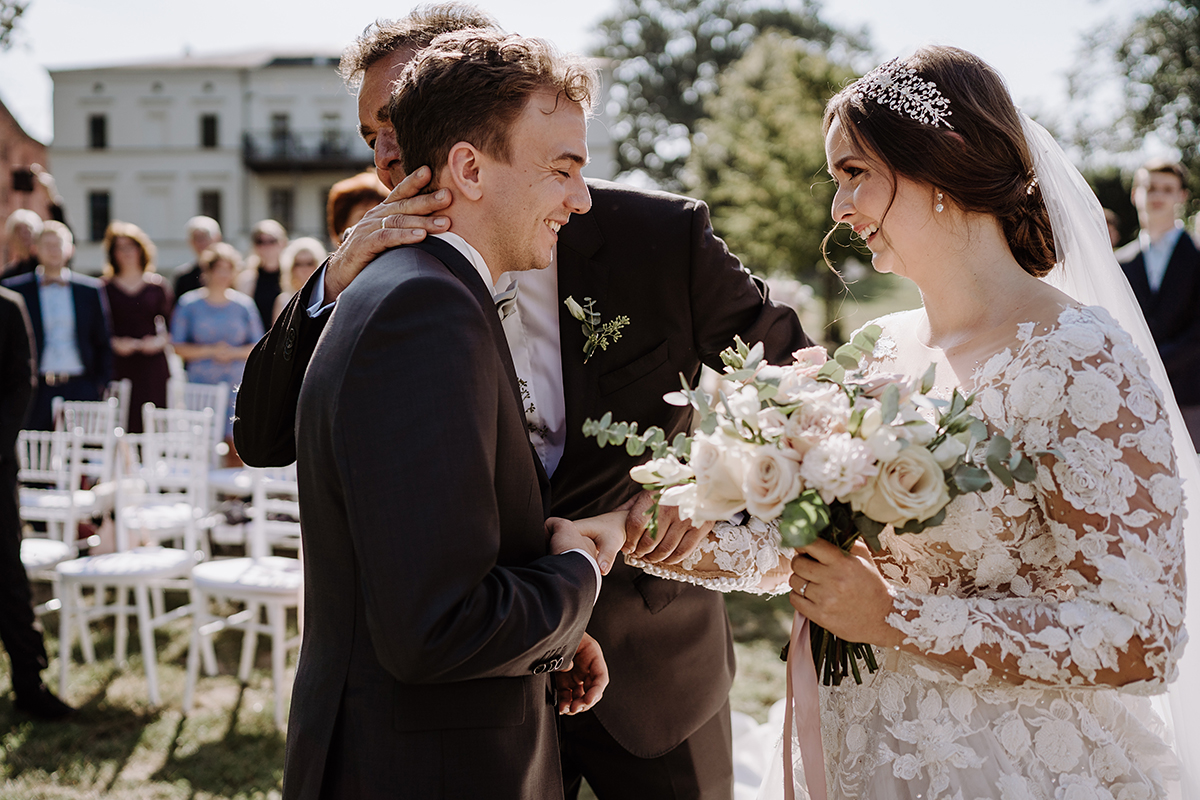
852 58 954 130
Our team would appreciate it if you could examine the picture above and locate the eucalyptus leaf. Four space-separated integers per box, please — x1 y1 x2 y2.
626 438 646 457
920 362 937 394
777 490 831 549
1011 457 1037 483
953 464 993 493
817 361 845 382
880 383 900 425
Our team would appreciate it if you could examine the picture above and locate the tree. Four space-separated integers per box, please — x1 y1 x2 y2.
688 32 858 342
594 0 864 191
0 1 30 51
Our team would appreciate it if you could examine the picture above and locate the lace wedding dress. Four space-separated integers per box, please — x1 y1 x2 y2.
630 303 1187 799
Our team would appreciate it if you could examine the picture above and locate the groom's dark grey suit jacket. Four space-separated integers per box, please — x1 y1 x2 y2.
283 237 596 799
239 180 811 771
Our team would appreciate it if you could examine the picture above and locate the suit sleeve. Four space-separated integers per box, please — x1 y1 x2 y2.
233 264 329 466
0 292 35 452
92 284 113 388
333 275 594 683
685 199 813 369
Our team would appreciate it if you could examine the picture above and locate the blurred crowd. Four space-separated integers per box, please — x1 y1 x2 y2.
0 168 388 463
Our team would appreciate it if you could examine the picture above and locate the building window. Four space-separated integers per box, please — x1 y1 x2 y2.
89 114 107 149
270 113 290 156
199 190 222 229
200 114 219 148
320 112 341 154
269 187 294 233
88 191 111 242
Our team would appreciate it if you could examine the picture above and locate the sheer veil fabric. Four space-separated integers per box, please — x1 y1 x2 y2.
1023 112 1200 796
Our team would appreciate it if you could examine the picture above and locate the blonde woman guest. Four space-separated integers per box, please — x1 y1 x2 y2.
172 243 262 457
102 221 172 432
272 237 326 323
236 219 287 328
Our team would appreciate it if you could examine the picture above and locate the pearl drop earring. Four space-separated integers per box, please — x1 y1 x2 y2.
935 191 945 213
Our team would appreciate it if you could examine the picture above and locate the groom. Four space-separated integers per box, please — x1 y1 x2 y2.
283 30 605 798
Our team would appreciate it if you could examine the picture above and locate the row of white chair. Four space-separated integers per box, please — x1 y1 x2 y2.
16 397 302 727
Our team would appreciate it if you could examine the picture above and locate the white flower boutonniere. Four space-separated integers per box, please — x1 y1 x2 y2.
564 296 630 363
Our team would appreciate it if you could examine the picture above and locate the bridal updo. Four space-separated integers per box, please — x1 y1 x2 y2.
824 46 1057 277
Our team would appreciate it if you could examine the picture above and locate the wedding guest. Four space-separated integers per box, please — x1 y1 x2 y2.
272 237 325 323
327 171 389 245
1117 159 1200 448
237 219 288 328
0 286 73 719
173 216 221 300
2 221 112 430
234 8 810 799
102 221 173 433
171 243 262 458
3 210 42 279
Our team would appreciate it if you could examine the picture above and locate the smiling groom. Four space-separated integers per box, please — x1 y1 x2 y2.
284 31 605 799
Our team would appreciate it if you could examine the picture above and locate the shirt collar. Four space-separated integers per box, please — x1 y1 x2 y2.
36 266 72 286
431 232 501 297
1140 220 1185 253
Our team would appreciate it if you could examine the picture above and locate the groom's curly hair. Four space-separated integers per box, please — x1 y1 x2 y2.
388 30 597 189
824 46 1057 278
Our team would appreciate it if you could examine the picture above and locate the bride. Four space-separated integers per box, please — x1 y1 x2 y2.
586 46 1200 798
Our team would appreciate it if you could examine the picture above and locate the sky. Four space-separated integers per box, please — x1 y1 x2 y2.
0 0 1155 149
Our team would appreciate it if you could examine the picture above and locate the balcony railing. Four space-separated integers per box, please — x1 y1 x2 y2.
242 128 373 172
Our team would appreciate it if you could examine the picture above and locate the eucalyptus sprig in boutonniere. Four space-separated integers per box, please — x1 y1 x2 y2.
564 296 630 363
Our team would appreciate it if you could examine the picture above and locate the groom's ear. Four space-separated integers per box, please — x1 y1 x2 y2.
445 142 484 202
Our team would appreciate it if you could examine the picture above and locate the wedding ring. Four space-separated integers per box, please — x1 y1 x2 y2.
381 216 390 231
800 580 809 598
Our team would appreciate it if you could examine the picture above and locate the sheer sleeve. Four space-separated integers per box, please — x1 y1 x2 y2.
625 516 794 595
882 306 1187 692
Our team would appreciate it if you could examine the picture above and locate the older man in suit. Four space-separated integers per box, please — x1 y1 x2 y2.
236 7 811 799
1117 158 1200 449
2 221 112 431
282 30 610 799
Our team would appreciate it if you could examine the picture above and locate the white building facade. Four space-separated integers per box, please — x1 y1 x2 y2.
49 50 618 277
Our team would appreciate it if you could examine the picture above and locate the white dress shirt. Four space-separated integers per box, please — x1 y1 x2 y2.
1139 222 1185 293
36 267 85 375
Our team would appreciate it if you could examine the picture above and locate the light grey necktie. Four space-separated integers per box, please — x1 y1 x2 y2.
494 281 519 321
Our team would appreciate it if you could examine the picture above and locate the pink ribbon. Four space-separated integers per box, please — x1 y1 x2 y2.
783 613 828 800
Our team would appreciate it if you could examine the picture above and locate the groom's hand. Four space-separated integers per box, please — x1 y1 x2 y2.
624 491 714 565
555 633 609 715
323 166 453 302
548 514 624 575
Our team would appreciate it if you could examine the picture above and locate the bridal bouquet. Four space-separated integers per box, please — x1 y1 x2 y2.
585 329 1038 685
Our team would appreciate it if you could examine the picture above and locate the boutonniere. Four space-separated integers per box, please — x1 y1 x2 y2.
564 296 630 363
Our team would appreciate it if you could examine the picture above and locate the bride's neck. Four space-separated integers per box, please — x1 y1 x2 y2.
912 218 1040 352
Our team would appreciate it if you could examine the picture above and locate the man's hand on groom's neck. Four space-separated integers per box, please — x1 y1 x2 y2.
323 165 453 302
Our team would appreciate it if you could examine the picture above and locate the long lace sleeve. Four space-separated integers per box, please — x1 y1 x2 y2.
625 516 794 595
880 306 1187 692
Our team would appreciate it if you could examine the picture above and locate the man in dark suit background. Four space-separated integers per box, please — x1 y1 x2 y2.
282 29 611 799
236 7 811 799
2 220 112 431
1117 158 1200 449
0 286 73 719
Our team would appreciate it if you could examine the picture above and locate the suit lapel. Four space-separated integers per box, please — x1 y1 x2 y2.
1155 234 1199 311
1122 250 1152 308
555 212 609 491
410 238 552 505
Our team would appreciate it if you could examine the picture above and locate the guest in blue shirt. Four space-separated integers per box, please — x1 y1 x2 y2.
1 221 113 430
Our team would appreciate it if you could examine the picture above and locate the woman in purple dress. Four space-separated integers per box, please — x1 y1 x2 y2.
102 221 172 433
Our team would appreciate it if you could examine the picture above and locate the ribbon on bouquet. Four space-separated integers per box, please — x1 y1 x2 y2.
783 613 828 800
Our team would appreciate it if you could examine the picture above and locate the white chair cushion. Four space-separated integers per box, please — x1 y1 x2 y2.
19 488 97 513
57 547 195 580
21 538 74 571
120 501 194 533
208 467 257 496
191 556 302 594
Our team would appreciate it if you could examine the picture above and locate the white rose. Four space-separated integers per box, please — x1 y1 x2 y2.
782 384 850 457
930 436 966 469
629 455 694 486
848 446 950 526
743 446 803 520
756 407 789 439
686 431 750 522
725 386 761 428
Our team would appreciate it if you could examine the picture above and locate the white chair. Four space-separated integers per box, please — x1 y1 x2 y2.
56 407 214 706
168 379 229 468
184 467 302 728
103 378 133 433
17 429 91 615
52 396 120 485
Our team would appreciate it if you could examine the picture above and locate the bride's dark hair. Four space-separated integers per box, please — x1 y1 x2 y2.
824 46 1056 277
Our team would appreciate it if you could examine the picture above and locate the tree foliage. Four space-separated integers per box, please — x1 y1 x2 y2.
594 0 864 191
0 1 29 51
689 32 859 341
